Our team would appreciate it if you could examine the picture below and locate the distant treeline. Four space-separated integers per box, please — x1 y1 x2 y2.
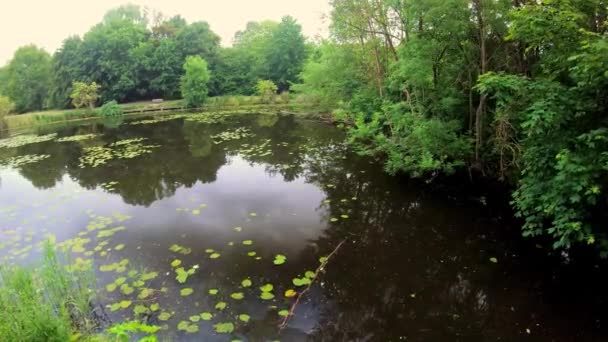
0 4 308 113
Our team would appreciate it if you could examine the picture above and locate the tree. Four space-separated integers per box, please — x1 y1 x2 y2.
180 56 210 108
264 16 308 91
3 45 52 112
70 82 101 109
49 36 84 108
255 80 278 103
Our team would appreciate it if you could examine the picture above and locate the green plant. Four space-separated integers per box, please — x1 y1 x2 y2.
0 241 97 341
106 321 160 341
181 56 210 108
71 81 101 110
99 100 123 117
255 80 278 104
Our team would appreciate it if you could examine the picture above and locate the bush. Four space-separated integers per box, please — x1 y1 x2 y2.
255 80 278 104
277 91 290 104
181 56 210 108
70 82 100 110
349 103 472 177
99 100 123 117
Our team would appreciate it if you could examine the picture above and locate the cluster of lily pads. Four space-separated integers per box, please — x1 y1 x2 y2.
211 128 254 144
56 133 97 142
0 154 50 168
0 133 57 149
78 138 160 168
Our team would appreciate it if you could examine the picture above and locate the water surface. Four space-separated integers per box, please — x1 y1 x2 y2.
0 113 606 341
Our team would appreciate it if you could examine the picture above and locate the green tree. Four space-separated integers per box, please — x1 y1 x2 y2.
3 45 52 112
70 82 101 109
264 16 308 91
180 56 210 108
49 36 84 108
255 80 278 103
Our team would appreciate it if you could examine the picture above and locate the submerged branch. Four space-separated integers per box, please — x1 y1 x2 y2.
278 239 347 331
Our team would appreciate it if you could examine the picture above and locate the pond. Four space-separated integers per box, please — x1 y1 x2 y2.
0 113 607 341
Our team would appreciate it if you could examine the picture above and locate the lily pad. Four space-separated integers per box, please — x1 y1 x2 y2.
242 240 253 246
238 314 250 323
230 292 244 300
278 310 290 317
241 278 252 287
284 289 297 298
213 322 235 334
180 288 194 296
200 312 213 321
215 301 227 310
158 311 173 321
209 288 219 295
209 252 221 259
273 254 287 265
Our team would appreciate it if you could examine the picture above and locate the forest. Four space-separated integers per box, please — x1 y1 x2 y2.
1 0 607 255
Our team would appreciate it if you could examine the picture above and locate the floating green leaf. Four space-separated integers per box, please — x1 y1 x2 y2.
209 252 221 259
273 254 287 265
158 311 173 321
278 310 289 317
189 315 200 322
241 278 252 287
490 257 498 263
260 292 275 300
141 271 158 281
208 288 219 295
215 302 227 310
260 283 273 292
170 259 182 267
200 312 213 321
213 322 235 334
230 292 244 300
238 314 250 322
180 288 194 296
242 240 253 245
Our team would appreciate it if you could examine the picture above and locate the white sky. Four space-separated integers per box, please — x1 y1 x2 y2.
0 0 331 66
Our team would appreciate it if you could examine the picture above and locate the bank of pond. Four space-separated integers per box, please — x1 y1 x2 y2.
0 112 607 341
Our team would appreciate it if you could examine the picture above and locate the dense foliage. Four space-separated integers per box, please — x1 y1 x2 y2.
181 56 211 108
295 0 608 253
70 82 101 109
0 5 308 112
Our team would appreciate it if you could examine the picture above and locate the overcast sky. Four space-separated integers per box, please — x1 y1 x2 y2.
0 0 331 66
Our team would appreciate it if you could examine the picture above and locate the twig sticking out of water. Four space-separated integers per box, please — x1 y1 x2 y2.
278 239 346 331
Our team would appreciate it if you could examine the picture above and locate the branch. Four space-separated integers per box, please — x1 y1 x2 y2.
278 240 346 331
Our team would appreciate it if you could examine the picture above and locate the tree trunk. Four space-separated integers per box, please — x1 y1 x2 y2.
474 0 487 163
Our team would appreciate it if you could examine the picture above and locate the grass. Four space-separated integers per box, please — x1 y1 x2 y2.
0 241 98 341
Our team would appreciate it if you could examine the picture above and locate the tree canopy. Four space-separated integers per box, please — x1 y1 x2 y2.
295 0 608 254
1 6 309 112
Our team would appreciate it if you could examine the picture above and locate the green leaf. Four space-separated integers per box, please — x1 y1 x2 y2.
260 283 273 292
200 312 213 321
273 254 287 265
215 301 227 310
278 309 289 317
241 278 252 287
260 292 275 300
213 322 235 334
230 292 245 300
238 314 250 322
208 288 219 295
180 288 194 296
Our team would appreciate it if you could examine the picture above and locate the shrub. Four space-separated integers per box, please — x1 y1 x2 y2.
277 91 290 104
99 100 123 117
255 80 278 104
0 242 96 341
70 82 100 110
180 56 210 108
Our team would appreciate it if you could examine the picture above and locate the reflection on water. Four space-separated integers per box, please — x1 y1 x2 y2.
0 113 607 341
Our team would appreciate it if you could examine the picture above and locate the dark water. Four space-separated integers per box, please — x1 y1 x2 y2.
0 113 607 341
